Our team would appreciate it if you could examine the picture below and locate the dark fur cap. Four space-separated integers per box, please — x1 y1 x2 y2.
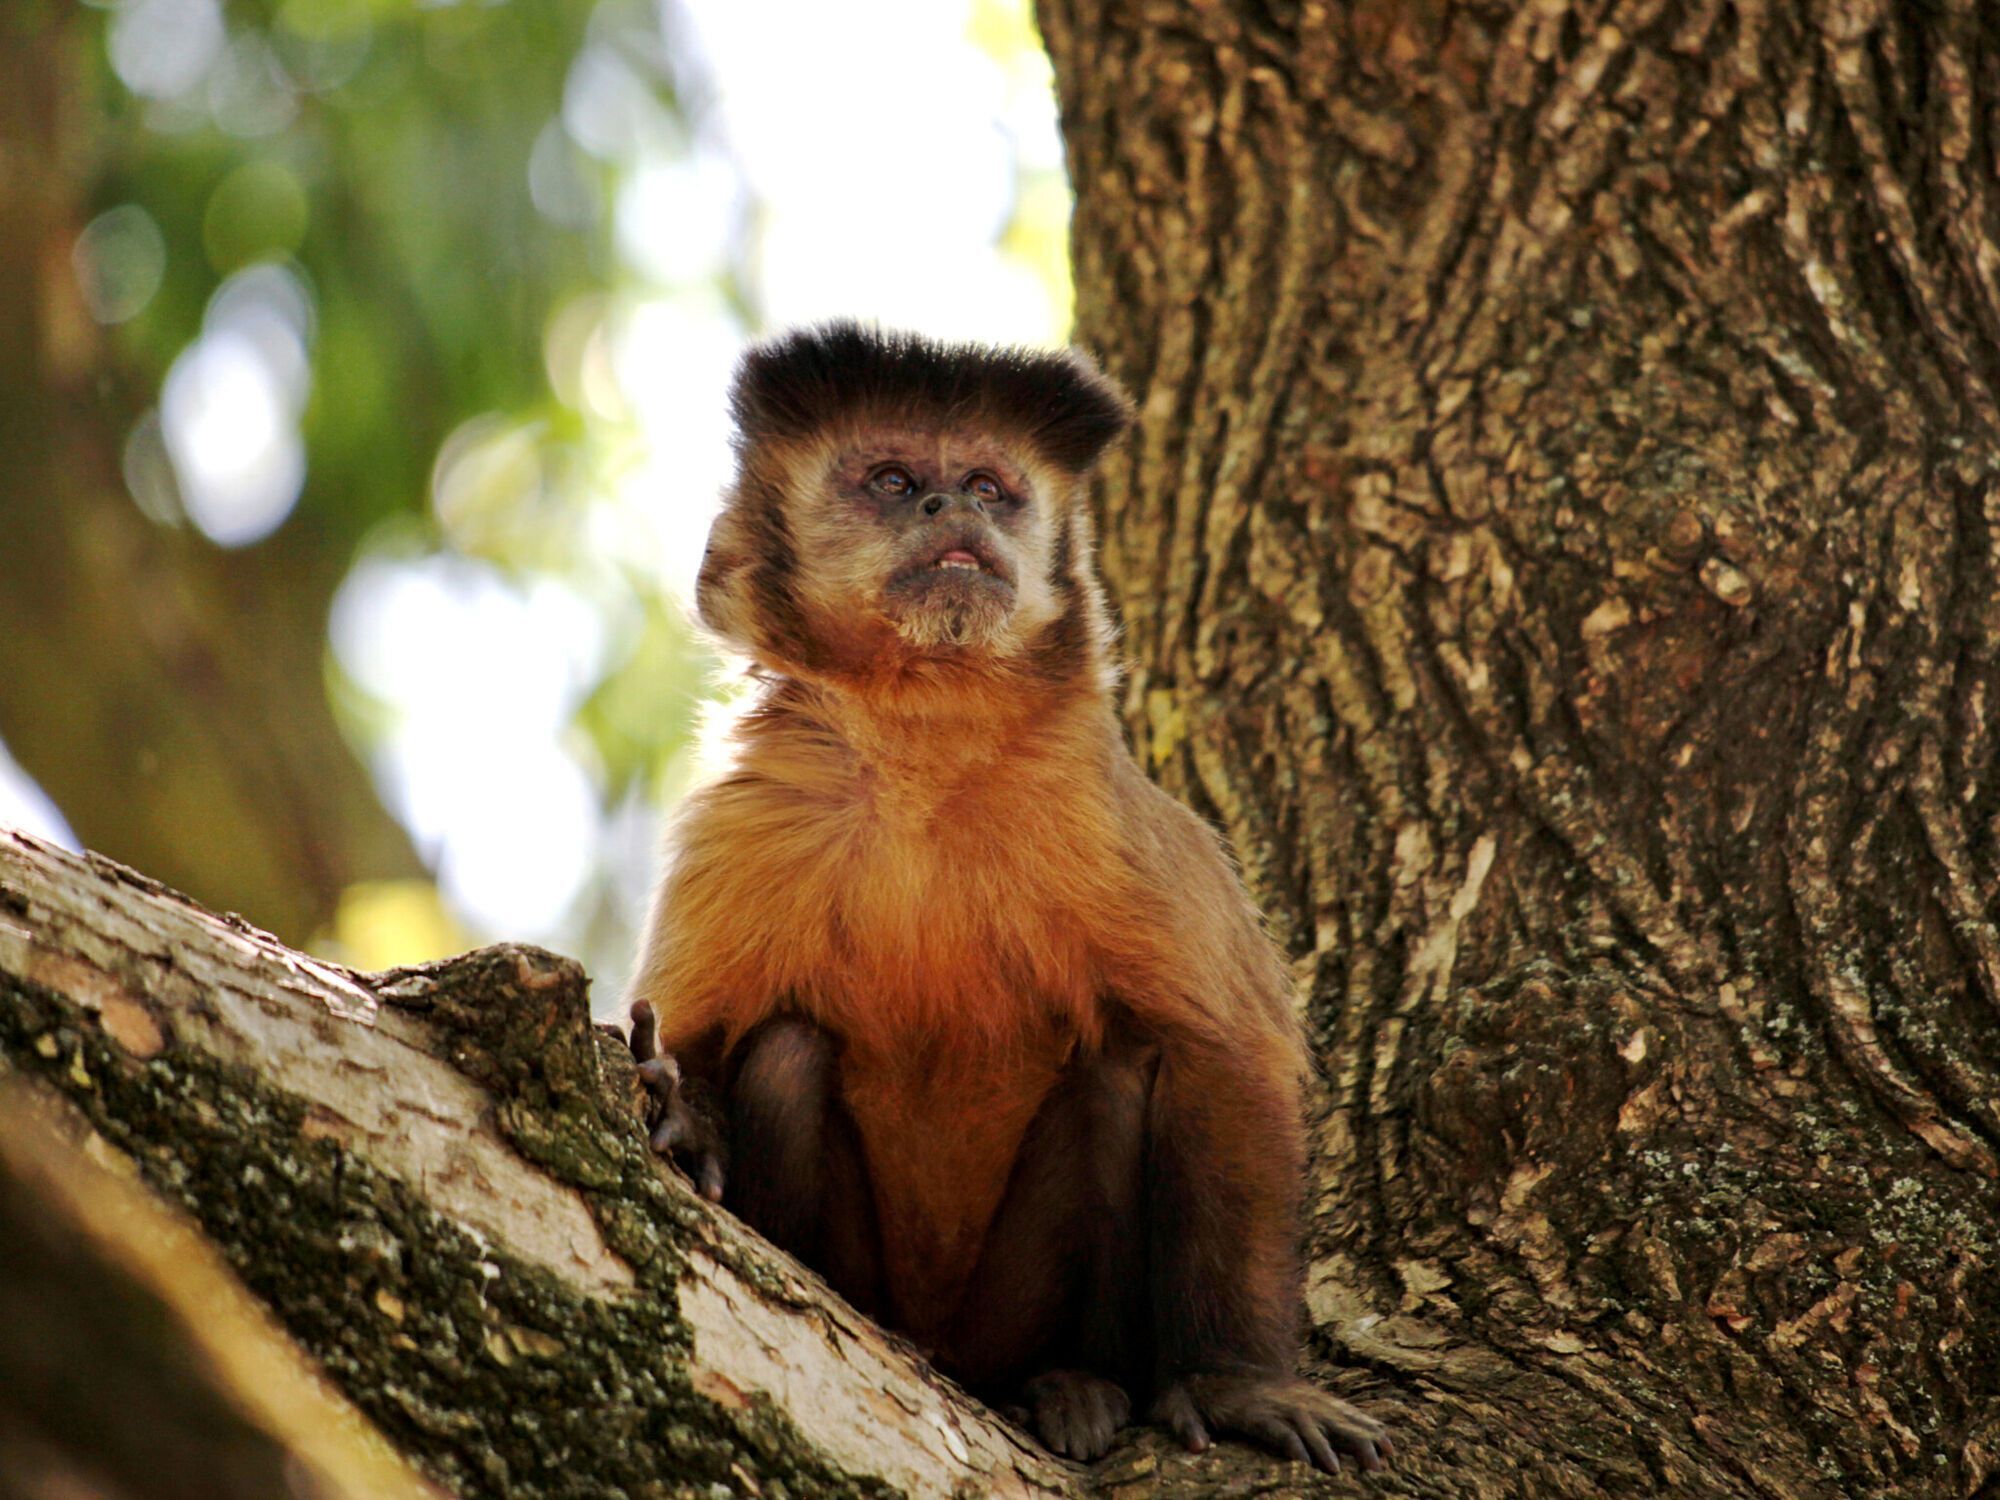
730 321 1135 475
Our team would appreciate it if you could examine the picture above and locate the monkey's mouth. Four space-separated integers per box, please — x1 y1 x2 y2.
893 534 1013 590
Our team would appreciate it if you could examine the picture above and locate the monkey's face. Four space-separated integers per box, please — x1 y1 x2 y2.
787 426 1069 659
699 328 1131 679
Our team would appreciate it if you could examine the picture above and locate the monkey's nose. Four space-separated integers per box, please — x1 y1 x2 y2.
921 492 987 518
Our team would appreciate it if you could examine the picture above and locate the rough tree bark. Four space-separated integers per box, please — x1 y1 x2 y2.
1039 0 2000 1495
0 1088 437 1500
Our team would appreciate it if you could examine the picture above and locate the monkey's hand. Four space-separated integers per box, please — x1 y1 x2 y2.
1152 1374 1391 1476
626 999 727 1202
1016 1371 1132 1463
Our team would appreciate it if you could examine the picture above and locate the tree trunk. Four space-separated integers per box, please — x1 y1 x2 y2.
0 8 418 945
0 830 1074 1499
1040 0 2000 1495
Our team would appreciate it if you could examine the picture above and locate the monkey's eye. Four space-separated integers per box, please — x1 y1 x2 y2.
963 471 1008 505
868 465 917 497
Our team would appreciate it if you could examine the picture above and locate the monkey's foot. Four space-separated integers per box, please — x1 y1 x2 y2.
1152 1374 1392 1476
626 1000 726 1201
1017 1370 1131 1462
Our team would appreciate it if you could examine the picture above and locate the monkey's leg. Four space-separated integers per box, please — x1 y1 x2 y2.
725 1016 882 1317
1144 1036 1393 1476
939 1032 1156 1462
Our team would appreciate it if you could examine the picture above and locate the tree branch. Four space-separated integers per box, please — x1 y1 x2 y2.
0 828 1072 1499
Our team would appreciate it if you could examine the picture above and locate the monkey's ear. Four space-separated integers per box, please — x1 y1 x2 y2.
1025 349 1135 475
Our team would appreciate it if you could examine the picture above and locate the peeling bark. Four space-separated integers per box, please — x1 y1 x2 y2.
0 830 1072 1499
1040 0 2000 1495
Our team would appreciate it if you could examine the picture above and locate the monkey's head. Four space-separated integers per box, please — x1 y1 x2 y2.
695 323 1133 684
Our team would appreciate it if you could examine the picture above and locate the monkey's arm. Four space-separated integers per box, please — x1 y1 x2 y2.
622 774 803 1200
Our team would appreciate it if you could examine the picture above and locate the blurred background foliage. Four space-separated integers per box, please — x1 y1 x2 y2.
0 0 1073 1009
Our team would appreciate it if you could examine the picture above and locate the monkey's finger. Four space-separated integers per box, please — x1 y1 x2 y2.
1093 1386 1130 1454
1318 1408 1385 1471
636 1055 682 1098
648 1113 683 1155
1074 1419 1103 1461
1029 1386 1069 1456
1317 1400 1390 1460
1246 1415 1312 1468
1040 1404 1077 1459
695 1153 725 1202
1064 1406 1099 1462
1104 1386 1132 1430
1067 1397 1104 1460
1152 1386 1210 1453
1082 1399 1118 1460
629 999 659 1061
1298 1418 1343 1476
1329 1403 1389 1442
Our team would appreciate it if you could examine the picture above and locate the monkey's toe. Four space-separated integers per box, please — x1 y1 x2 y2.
1023 1370 1131 1462
1155 1374 1390 1475
1150 1382 1212 1453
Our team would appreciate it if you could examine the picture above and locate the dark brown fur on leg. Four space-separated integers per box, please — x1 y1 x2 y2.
939 1028 1156 1461
725 1016 883 1316
1144 1040 1393 1475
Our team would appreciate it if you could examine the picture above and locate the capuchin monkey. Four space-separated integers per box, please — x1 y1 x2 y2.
624 322 1391 1475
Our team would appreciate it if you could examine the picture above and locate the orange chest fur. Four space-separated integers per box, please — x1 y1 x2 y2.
767 757 1115 1033
840 1028 1072 1338
773 767 1116 1334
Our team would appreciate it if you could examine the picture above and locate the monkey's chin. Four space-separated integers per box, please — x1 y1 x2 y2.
886 584 1016 653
